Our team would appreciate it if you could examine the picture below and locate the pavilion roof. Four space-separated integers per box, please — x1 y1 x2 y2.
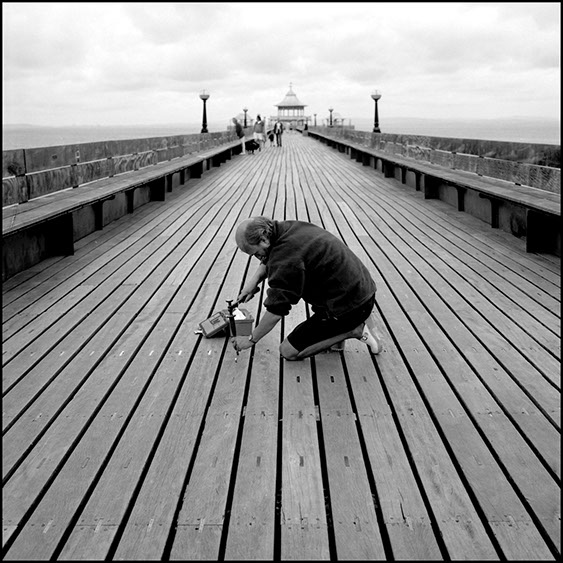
275 83 307 108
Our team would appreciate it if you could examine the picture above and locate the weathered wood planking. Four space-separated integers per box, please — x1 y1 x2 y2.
2 133 560 560
301 156 500 559
3 163 264 558
302 141 560 555
313 181 556 557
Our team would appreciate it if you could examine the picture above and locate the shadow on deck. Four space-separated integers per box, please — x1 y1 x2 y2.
2 132 560 560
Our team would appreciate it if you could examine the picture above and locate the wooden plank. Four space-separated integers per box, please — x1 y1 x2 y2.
59 267 251 559
320 140 561 330
110 151 276 560
267 145 332 560
2 305 172 555
332 184 560 467
2 168 237 362
277 305 330 560
222 145 287 561
3 313 181 559
2 175 26 206
371 171 561 299
2 216 214 379
107 268 245 560
314 352 386 560
1 187 174 306
2 133 559 560
2 178 211 326
369 191 561 368
301 150 501 559
336 198 560 434
343 338 443 560
221 299 280 560
318 146 561 397
2 285 94 379
429 195 561 283
56 162 270 560
309 160 557 557
168 268 259 559
2 289 136 466
22 143 107 173
2 158 256 560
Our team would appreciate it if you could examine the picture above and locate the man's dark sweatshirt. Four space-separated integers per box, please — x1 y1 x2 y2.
262 220 376 318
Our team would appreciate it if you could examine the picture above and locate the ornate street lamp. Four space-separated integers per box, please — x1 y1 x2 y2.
371 90 381 133
199 89 210 133
328 107 333 127
243 107 248 128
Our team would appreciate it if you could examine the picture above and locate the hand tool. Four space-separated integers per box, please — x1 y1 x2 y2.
226 299 239 361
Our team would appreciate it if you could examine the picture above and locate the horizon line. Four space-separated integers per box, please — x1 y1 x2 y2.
4 115 560 129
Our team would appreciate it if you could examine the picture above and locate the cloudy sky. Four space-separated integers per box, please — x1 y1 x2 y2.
2 2 560 127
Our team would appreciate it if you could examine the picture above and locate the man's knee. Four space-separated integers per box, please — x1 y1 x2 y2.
280 340 300 361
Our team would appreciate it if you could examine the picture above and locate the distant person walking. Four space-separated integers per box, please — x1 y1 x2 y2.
232 117 246 155
274 119 284 147
253 115 265 151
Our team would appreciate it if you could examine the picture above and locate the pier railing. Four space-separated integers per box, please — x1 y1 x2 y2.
308 126 560 194
2 129 249 207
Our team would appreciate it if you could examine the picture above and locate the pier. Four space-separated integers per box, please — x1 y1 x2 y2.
2 131 560 560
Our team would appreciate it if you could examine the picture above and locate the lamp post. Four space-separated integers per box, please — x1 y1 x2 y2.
314 113 317 127
243 107 248 128
371 90 381 133
199 89 210 133
328 107 333 127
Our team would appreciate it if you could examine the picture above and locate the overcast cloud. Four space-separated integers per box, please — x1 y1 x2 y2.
2 2 560 127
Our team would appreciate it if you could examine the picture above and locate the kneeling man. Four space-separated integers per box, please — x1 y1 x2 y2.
231 216 382 360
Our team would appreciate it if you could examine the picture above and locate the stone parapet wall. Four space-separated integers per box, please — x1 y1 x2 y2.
312 127 560 193
2 131 236 207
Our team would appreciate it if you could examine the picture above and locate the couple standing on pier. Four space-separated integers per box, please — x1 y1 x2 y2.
232 115 284 154
252 115 285 150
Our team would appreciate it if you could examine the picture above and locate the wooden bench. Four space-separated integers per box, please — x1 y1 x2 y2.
307 130 561 256
2 138 243 280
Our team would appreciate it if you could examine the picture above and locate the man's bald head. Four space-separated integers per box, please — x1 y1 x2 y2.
235 218 254 251
235 216 275 259
236 217 274 246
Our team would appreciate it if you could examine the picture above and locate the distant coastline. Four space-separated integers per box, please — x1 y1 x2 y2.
2 116 559 150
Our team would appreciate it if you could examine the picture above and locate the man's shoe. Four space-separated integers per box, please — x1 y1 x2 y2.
360 324 382 354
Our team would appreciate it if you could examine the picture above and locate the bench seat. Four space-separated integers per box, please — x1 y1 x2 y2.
2 139 242 279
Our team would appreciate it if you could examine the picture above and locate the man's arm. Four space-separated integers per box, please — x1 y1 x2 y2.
237 263 267 303
249 309 282 342
232 309 282 352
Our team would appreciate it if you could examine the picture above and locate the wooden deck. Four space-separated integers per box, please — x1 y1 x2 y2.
2 132 560 561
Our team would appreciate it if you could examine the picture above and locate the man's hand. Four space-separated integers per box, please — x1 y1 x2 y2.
237 285 260 304
237 264 267 304
231 336 254 353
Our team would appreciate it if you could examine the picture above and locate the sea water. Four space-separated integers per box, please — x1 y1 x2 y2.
2 123 206 150
2 117 560 150
344 117 560 145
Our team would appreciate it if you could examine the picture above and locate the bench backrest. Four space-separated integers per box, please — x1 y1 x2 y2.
312 128 561 194
2 131 238 207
